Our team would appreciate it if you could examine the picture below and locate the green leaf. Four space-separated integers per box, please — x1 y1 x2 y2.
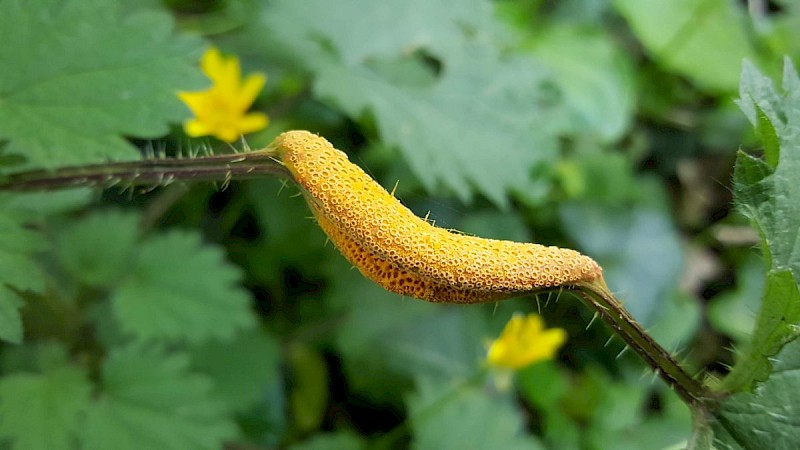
734 59 800 274
56 210 141 287
0 0 206 168
288 344 329 433
287 431 366 450
260 0 564 207
708 255 765 344
189 328 281 413
324 256 489 403
726 59 800 391
0 196 50 343
0 365 92 449
712 338 800 449
111 230 255 343
755 104 781 169
408 377 546 450
720 270 800 392
0 288 24 344
0 198 47 294
531 25 635 142
614 0 755 92
83 344 238 450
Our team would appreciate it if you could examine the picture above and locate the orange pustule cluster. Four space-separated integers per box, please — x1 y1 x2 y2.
269 130 602 303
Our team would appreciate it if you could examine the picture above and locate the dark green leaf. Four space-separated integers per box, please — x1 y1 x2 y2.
0 0 206 168
189 329 281 413
56 210 141 287
111 230 255 343
83 344 238 450
0 289 24 344
713 338 800 449
0 365 92 449
287 431 366 450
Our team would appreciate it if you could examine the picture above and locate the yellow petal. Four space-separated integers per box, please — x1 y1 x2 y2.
183 118 212 137
236 73 267 110
236 112 269 134
486 313 567 370
200 47 225 82
177 91 212 115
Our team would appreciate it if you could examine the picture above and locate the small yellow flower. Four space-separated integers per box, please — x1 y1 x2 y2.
178 47 268 142
486 313 566 369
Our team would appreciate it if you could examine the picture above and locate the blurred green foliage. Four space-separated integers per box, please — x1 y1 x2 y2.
0 0 799 448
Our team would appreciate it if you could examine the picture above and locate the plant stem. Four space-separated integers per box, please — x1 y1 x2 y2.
0 150 716 408
573 278 716 407
0 151 288 192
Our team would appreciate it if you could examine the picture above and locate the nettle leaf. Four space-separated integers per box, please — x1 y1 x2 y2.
721 270 800 392
260 0 564 207
712 338 800 449
111 230 255 343
723 59 800 392
408 377 546 450
0 365 92 449
83 344 238 450
614 0 755 92
0 0 206 168
56 210 141 287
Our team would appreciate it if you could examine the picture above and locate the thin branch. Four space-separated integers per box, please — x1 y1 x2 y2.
0 151 289 192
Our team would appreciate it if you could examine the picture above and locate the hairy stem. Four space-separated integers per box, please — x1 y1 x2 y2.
0 150 715 408
573 278 715 406
0 151 288 192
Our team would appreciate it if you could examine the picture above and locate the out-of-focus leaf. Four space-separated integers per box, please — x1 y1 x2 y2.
531 25 635 142
0 0 206 168
0 196 48 343
56 210 140 287
83 344 238 450
287 431 366 450
288 343 329 433
614 0 755 92
713 338 800 449
260 0 564 207
244 179 329 285
0 289 23 344
708 255 765 344
189 328 281 413
560 202 684 326
111 230 255 343
324 256 487 403
0 364 92 449
408 376 545 450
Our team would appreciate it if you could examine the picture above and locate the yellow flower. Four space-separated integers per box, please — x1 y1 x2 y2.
486 313 566 369
178 47 268 142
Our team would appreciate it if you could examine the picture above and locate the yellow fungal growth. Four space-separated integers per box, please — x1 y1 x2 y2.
268 130 603 303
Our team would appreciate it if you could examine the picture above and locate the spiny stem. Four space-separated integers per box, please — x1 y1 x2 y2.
0 151 289 192
572 278 716 406
0 149 716 409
